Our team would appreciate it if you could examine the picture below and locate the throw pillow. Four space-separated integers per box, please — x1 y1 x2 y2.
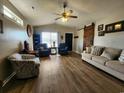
91 46 104 56
86 47 91 53
101 47 121 60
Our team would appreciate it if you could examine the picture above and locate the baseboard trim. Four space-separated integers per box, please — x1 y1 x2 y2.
72 51 82 55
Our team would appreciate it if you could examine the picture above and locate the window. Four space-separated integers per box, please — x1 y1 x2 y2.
41 32 58 47
3 5 23 26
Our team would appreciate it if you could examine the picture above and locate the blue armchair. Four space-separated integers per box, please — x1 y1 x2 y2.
58 43 68 55
37 43 50 57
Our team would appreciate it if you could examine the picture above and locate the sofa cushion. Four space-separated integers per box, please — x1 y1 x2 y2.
106 61 124 74
101 47 121 60
118 49 124 63
92 56 109 65
91 46 104 56
82 53 94 60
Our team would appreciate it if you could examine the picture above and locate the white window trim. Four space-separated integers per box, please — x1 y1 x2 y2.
3 5 24 26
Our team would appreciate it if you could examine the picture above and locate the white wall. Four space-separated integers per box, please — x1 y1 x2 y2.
34 24 76 50
1 0 33 50
74 12 124 54
0 0 33 80
94 14 124 49
74 29 84 54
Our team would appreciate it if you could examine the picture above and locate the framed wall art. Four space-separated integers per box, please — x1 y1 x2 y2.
98 24 104 31
114 23 122 31
74 36 79 38
105 25 114 33
27 24 32 37
0 19 3 33
98 31 104 36
98 24 105 36
105 20 124 33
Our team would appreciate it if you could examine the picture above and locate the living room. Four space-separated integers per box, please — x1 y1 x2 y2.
0 0 124 93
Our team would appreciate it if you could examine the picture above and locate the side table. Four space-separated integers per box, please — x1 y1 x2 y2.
50 47 57 55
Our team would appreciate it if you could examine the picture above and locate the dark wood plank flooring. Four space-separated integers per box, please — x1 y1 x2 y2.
3 53 124 93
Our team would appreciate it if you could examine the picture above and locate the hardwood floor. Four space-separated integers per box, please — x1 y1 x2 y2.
3 53 124 93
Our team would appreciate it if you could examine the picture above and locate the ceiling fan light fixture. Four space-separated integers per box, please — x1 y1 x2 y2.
62 17 68 22
55 0 78 22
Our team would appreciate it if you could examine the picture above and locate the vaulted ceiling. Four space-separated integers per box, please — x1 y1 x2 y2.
9 0 124 28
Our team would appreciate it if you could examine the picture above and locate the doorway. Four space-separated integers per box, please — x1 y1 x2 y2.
65 33 73 51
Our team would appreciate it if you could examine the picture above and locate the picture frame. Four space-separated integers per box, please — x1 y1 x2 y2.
106 25 113 32
114 23 122 31
105 20 124 33
98 31 104 36
98 24 104 31
61 35 63 40
27 24 32 37
0 19 3 33
74 36 79 38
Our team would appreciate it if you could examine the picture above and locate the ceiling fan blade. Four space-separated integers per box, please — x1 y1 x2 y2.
69 16 78 18
55 17 62 20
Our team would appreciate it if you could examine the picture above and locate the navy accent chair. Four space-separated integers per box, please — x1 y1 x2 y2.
37 43 50 57
58 43 68 55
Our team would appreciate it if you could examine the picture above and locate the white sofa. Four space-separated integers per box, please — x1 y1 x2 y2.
81 46 124 81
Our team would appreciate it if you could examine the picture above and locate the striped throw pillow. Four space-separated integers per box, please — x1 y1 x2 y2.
86 47 91 53
119 50 124 63
91 46 104 56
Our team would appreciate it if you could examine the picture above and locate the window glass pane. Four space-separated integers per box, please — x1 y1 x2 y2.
42 32 51 47
4 10 13 18
51 33 58 47
42 32 58 47
3 5 23 26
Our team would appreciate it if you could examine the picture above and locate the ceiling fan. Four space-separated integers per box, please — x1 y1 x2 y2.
55 1 78 22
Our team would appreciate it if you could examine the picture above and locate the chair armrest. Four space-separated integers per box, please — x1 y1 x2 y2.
21 54 35 59
9 59 35 64
48 48 51 51
65 47 68 50
10 58 40 64
33 58 40 65
10 59 38 69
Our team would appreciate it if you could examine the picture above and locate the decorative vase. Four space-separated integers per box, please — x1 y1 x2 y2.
53 41 55 47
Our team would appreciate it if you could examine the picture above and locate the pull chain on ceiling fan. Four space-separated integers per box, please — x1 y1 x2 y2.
55 0 78 22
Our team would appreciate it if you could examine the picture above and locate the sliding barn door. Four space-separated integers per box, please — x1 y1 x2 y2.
83 23 95 50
